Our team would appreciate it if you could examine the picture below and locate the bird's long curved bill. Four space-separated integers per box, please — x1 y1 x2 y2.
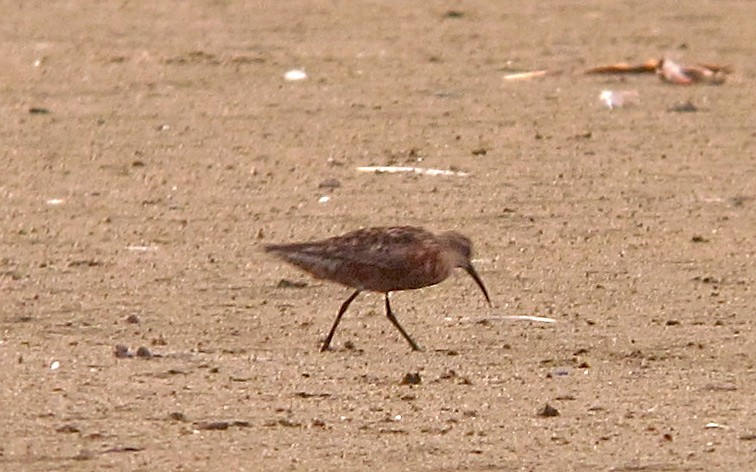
465 265 491 306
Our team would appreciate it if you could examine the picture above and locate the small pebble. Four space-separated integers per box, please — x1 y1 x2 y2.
56 424 80 433
277 279 308 289
400 372 422 385
669 101 699 113
168 412 188 422
114 344 132 358
195 421 229 430
136 346 152 359
318 178 341 189
537 403 560 417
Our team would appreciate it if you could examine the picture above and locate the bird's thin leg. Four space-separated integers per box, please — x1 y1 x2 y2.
321 289 361 352
384 293 422 351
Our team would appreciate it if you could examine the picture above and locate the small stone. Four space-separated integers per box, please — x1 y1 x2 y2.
277 278 308 289
400 372 422 385
277 419 302 427
318 178 341 189
125 314 140 324
114 344 132 358
548 367 570 378
537 403 560 417
194 421 229 431
669 101 699 113
439 369 458 380
168 412 188 422
135 346 152 359
56 424 81 433
443 10 464 18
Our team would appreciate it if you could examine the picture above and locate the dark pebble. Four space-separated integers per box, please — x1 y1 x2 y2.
400 372 422 385
669 101 699 113
537 403 560 417
135 346 152 359
168 412 188 422
56 424 81 433
114 344 132 358
277 278 308 289
318 178 341 189
195 421 229 430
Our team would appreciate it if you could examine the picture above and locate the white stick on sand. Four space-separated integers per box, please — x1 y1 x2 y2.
357 166 469 177
461 315 557 324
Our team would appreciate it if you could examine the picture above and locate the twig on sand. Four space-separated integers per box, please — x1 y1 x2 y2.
357 166 469 177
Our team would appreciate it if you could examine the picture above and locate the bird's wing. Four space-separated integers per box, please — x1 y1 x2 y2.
265 227 444 291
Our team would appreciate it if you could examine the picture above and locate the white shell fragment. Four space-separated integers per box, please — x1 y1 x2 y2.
498 315 557 323
50 360 61 370
318 195 331 204
600 90 640 109
460 315 557 324
284 69 307 81
126 245 159 252
705 422 727 429
502 70 549 81
357 166 469 177
46 198 64 205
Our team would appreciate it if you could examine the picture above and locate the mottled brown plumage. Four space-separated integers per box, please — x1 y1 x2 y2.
264 226 491 351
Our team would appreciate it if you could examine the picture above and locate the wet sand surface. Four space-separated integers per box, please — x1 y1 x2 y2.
1 1 754 470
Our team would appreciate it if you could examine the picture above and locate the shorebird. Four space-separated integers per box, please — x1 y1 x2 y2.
264 226 491 351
